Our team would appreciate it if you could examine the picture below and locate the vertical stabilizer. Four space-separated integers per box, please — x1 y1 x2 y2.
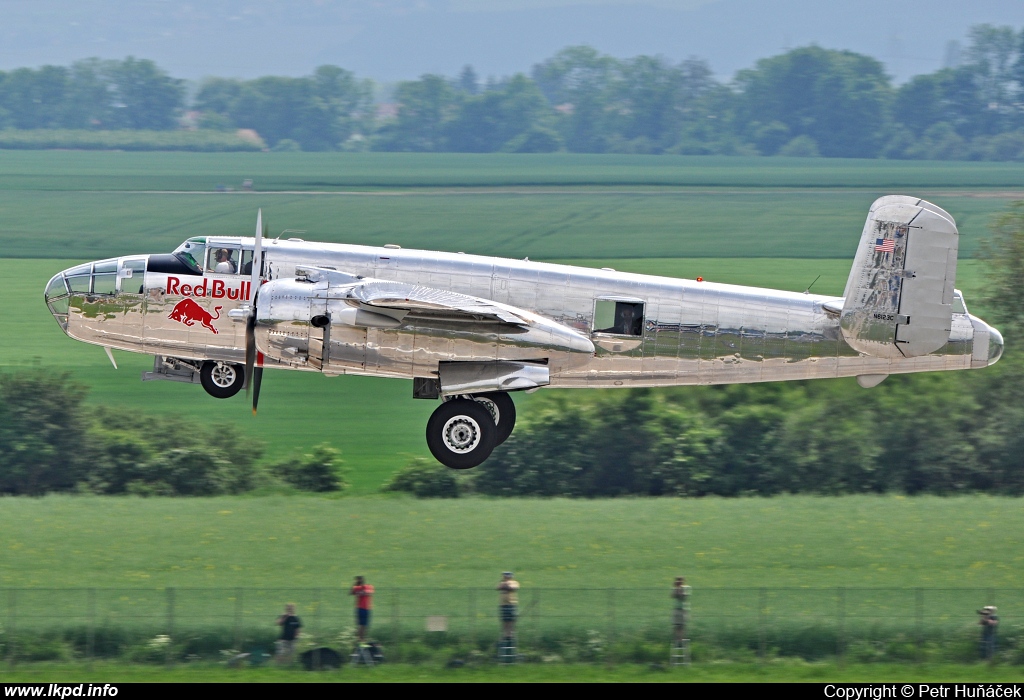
840 196 958 359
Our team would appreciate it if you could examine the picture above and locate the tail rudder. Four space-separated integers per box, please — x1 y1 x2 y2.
840 196 958 359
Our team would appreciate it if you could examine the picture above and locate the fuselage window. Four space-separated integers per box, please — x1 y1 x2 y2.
594 300 645 336
118 258 147 295
239 249 254 275
92 261 117 295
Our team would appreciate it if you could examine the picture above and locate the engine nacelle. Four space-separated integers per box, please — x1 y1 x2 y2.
253 276 594 377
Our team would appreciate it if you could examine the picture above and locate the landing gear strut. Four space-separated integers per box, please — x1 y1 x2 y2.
199 361 245 399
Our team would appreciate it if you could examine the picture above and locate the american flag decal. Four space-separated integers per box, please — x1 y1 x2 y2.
875 238 895 253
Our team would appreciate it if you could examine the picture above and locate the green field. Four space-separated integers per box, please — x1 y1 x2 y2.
0 496 1021 668
0 189 1012 260
1 495 1019 589
3 152 1024 191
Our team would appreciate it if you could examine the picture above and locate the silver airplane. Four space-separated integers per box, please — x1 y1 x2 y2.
44 195 1002 469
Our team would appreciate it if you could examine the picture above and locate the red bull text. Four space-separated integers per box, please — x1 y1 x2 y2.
165 277 251 301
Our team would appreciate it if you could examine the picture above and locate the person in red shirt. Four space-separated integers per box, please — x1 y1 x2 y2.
350 576 375 642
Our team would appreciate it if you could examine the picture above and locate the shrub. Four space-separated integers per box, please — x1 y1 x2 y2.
271 444 347 493
383 458 463 498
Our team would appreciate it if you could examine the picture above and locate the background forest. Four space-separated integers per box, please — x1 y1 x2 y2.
2 24 1024 159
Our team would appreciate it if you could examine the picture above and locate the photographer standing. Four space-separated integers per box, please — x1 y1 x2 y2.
275 603 302 665
350 576 375 643
979 605 999 660
497 571 520 643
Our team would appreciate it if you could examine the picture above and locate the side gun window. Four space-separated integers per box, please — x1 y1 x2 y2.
594 300 644 337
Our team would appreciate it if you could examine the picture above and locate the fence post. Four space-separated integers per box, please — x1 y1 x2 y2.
607 588 616 664
392 588 400 661
233 588 244 651
837 587 846 666
468 588 476 650
166 587 175 666
758 587 767 661
314 588 322 669
7 589 15 666
87 588 96 665
533 588 540 651
915 588 924 662
988 588 996 667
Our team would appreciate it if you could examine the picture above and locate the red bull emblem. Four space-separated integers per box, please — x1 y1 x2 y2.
168 299 222 334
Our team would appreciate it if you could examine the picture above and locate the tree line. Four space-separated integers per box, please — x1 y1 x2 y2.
1 24 1023 158
0 372 347 497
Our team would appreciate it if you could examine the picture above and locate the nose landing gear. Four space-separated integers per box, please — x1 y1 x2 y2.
425 393 517 469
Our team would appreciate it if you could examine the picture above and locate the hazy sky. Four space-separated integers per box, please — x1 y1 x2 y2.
2 0 1023 84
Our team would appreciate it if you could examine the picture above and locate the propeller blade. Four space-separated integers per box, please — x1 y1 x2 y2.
245 313 256 399
250 208 263 302
251 366 263 416
246 208 263 404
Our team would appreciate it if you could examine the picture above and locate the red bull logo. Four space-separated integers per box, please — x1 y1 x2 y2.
165 277 250 301
168 299 222 334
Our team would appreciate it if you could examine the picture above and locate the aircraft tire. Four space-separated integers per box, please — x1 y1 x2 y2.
200 361 245 399
426 398 497 470
470 392 516 445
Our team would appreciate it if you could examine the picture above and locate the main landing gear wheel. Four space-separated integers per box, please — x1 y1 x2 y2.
200 361 245 399
426 398 497 470
468 392 516 445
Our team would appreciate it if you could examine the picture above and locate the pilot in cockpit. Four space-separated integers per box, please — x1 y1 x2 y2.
212 249 237 274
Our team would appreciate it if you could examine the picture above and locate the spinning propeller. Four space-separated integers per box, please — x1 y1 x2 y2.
244 209 266 415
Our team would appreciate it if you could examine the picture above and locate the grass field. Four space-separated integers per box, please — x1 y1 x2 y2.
1 495 1019 589
3 661 1023 683
0 496 1022 667
0 190 1013 260
3 152 1024 191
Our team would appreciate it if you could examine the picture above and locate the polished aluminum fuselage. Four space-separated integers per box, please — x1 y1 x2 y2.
50 237 997 389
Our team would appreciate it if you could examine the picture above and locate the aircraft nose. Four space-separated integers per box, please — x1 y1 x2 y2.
987 324 1004 366
44 269 73 331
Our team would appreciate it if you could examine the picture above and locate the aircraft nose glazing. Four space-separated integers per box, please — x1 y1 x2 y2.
44 269 73 330
987 324 1004 366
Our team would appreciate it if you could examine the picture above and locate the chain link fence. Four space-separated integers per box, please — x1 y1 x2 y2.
1 587 1020 664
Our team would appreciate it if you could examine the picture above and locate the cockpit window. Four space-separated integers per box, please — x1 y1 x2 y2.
172 238 207 275
207 247 240 274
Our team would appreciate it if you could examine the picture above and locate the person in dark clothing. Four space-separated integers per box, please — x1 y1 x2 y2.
979 605 999 660
276 603 302 664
